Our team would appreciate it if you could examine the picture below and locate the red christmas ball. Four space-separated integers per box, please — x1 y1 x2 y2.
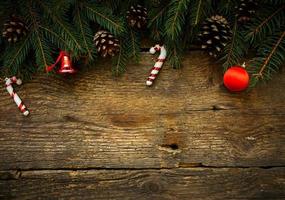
223 66 249 92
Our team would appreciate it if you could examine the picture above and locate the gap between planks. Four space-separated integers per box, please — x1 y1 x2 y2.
1 166 285 180
1 165 285 173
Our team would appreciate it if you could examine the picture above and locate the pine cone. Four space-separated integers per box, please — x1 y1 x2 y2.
235 0 258 23
198 15 231 58
126 5 148 30
94 31 120 57
2 16 28 43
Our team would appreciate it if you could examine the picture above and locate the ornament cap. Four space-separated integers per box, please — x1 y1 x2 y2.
242 62 246 68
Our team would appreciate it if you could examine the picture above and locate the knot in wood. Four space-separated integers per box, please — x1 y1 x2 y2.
142 180 162 194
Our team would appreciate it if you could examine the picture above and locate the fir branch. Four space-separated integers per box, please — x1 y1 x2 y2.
246 5 285 44
85 3 125 35
51 18 82 52
169 46 181 69
148 4 170 41
165 0 191 40
250 31 285 86
149 4 170 26
218 0 236 16
112 38 128 75
74 6 95 61
36 0 82 52
190 0 211 26
2 34 31 74
220 20 247 70
193 0 202 25
104 0 121 13
39 25 68 48
28 3 53 69
258 33 284 75
35 33 47 67
17 58 37 80
259 0 285 5
128 29 140 62
252 7 283 34
166 40 183 69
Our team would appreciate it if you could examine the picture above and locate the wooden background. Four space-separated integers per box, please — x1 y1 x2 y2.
0 52 284 199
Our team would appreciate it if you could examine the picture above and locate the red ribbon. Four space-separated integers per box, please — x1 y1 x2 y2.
46 51 69 72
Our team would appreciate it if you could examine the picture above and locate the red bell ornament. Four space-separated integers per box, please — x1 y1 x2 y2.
223 63 249 92
46 51 76 74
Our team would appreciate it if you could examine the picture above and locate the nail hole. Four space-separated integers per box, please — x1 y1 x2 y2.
63 115 78 122
212 105 219 111
161 143 179 150
212 105 229 111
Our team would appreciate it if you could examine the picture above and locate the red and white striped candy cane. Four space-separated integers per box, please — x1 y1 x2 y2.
146 44 167 86
5 76 29 116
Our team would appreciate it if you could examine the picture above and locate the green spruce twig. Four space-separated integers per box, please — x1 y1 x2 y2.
250 31 285 86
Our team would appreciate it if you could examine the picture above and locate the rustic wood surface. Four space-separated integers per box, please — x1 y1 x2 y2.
1 168 284 200
0 51 284 199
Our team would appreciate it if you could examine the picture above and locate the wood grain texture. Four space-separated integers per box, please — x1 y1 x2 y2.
0 168 284 200
0 52 284 170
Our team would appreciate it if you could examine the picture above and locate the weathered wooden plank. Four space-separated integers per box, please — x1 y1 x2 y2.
0 52 284 169
0 168 284 200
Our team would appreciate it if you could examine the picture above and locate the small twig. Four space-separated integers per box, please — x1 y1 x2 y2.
252 6 285 35
255 31 285 78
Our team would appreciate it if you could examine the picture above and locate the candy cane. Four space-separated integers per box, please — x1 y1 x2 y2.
146 44 167 86
5 76 29 116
